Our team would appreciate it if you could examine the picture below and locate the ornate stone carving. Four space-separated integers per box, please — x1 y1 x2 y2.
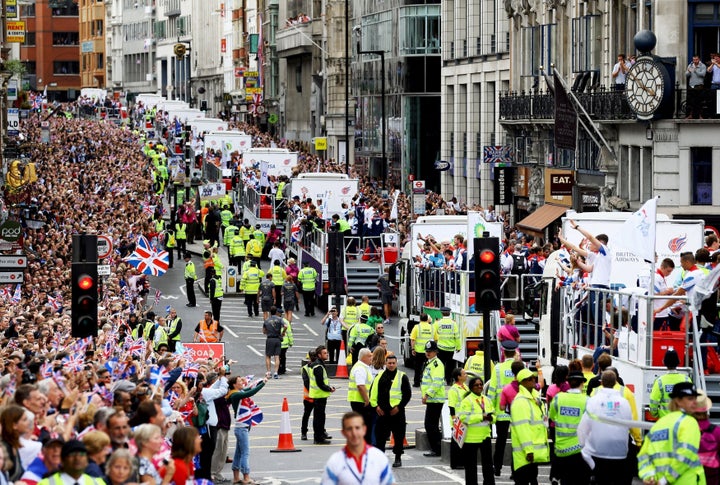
600 185 630 212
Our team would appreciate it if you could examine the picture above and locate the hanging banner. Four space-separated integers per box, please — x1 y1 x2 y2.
493 167 514 205
554 73 577 150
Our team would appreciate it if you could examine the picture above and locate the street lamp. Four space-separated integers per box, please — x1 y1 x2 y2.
357 49 386 190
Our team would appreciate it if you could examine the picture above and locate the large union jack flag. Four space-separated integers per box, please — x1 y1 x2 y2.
62 353 85 372
124 236 169 276
181 362 200 379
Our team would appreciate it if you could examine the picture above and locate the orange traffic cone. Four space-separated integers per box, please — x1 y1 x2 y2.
270 398 302 453
389 432 411 449
334 340 349 378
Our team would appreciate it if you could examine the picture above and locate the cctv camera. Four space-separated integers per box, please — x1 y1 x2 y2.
353 26 361 34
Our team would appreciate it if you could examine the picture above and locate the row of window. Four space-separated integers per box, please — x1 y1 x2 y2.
20 3 78 16
358 7 441 57
153 16 190 40
22 33 80 47
443 0 510 58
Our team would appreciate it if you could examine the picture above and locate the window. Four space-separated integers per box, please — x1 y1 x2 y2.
154 20 166 40
399 5 440 56
51 3 79 16
53 32 79 45
53 61 80 75
21 4 36 16
360 11 392 53
522 24 555 77
295 64 302 93
572 15 601 72
23 32 36 46
97 53 104 69
691 147 712 205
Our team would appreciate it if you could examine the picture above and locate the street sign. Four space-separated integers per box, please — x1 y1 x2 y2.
0 272 24 283
184 342 225 361
97 235 113 259
0 256 27 268
98 264 111 276
7 108 19 136
314 137 327 151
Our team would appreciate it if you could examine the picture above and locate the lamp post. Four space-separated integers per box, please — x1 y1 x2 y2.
357 49 385 190
344 0 350 175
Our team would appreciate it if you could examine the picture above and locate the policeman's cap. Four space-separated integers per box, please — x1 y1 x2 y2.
669 381 699 399
249 260 257 266
663 348 680 368
255 224 261 229
183 252 191 259
440 306 451 313
567 372 587 382
500 340 519 350
425 341 439 353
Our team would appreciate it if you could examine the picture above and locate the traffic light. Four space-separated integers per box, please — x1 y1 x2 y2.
72 262 98 338
474 237 501 311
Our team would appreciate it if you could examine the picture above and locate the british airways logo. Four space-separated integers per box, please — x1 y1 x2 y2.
668 234 688 253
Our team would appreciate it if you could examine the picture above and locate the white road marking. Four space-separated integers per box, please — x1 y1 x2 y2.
224 326 239 338
246 345 263 356
427 466 465 483
303 323 318 336
161 295 179 300
179 285 186 296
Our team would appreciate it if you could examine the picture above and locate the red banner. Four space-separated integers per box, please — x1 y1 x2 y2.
184 342 225 361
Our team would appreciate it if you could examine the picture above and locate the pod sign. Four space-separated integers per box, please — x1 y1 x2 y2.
0 221 22 243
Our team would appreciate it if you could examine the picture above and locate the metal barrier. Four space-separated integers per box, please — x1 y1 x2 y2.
556 285 692 368
241 184 275 221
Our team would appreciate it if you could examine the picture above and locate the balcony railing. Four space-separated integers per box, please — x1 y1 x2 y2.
500 85 712 122
500 85 634 121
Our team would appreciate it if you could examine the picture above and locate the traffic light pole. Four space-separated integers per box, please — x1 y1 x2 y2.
474 235 500 384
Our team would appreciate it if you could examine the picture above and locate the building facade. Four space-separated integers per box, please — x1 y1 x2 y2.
107 0 157 96
352 0 442 192
153 0 192 102
443 0 720 234
20 0 81 100
79 0 106 89
440 0 511 204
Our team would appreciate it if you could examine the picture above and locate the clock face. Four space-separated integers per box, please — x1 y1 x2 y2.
625 58 665 120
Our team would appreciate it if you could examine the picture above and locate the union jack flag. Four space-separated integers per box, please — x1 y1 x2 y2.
2 375 16 398
150 365 170 387
124 236 170 276
181 362 200 379
102 339 115 359
125 337 147 357
93 384 113 404
74 336 93 353
236 398 263 426
290 219 303 243
7 339 18 350
0 287 10 300
166 390 180 407
62 353 85 372
47 294 63 313
154 289 162 306
11 285 21 303
141 200 155 216
40 362 54 379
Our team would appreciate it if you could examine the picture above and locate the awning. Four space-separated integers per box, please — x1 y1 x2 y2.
516 204 568 237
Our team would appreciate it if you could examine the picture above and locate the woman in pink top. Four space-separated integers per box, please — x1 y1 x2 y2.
545 365 570 405
499 360 527 415
497 314 521 362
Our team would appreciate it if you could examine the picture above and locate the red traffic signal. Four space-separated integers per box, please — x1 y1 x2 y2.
78 274 95 291
474 237 501 311
480 249 496 264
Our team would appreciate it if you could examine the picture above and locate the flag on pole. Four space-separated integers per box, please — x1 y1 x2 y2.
11 285 21 303
615 197 658 263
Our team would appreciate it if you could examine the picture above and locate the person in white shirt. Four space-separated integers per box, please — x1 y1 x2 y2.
321 412 394 485
612 54 631 91
577 370 633 484
348 348 375 444
652 258 677 330
559 221 612 346
268 242 285 267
